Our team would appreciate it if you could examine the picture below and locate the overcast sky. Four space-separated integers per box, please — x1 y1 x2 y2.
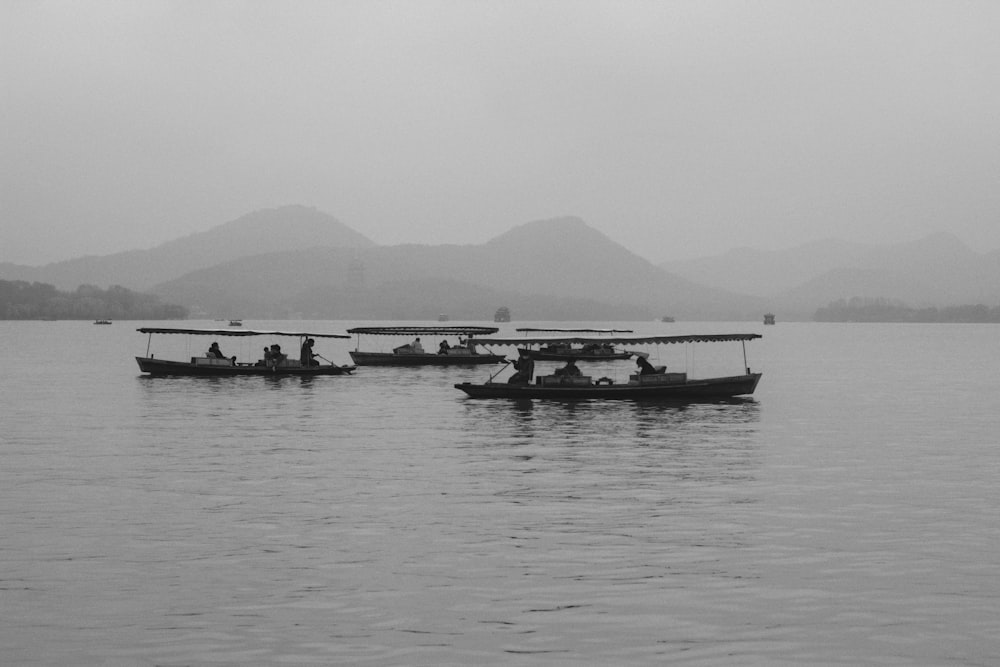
3 1 999 266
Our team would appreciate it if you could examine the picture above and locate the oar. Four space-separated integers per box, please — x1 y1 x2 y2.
487 359 514 383
317 353 355 374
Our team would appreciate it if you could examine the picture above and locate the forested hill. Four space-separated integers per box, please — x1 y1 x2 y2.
0 280 187 320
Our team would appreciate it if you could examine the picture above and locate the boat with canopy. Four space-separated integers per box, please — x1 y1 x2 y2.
345 326 506 366
135 327 356 376
455 333 762 399
513 327 636 361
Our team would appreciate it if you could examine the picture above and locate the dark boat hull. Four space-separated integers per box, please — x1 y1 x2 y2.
136 357 355 377
455 373 762 400
349 351 505 366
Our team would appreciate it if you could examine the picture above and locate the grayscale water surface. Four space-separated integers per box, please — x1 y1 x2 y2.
2 320 998 665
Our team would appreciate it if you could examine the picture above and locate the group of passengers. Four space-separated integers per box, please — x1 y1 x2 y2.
251 343 288 368
580 342 615 355
393 337 425 354
209 338 322 369
511 356 582 385
507 353 663 385
207 336 664 378
261 339 320 367
393 337 477 355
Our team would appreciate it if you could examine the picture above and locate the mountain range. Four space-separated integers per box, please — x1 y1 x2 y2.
0 205 375 292
3 205 998 320
660 231 1000 317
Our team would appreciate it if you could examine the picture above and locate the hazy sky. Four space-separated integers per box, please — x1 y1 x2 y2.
3 1 999 266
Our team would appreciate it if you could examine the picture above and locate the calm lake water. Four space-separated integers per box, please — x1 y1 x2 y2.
2 320 999 666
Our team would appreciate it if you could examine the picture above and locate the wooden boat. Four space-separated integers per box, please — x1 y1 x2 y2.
94 319 112 325
455 333 762 400
346 326 506 366
764 313 776 325
228 319 243 327
135 327 355 377
513 328 636 361
494 306 511 322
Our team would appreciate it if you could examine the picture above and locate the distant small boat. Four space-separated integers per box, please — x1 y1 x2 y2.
764 313 775 325
228 319 243 327
94 319 112 325
438 314 450 322
494 306 511 323
661 316 675 323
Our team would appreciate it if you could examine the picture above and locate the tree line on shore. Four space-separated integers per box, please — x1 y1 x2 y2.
814 297 1000 323
0 280 187 320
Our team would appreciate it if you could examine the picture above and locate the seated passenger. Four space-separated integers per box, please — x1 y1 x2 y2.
207 341 236 364
268 344 286 368
557 358 582 377
438 340 451 355
394 337 424 354
635 355 661 375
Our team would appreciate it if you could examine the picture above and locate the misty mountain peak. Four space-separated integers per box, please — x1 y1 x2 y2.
485 216 611 248
183 205 377 249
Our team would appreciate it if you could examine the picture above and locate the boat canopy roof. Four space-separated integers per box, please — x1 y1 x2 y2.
469 333 762 346
345 326 499 336
137 327 350 339
514 327 634 334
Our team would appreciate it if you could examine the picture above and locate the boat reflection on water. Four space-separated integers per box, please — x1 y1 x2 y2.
458 398 763 505
461 396 760 446
135 370 341 409
627 397 761 437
